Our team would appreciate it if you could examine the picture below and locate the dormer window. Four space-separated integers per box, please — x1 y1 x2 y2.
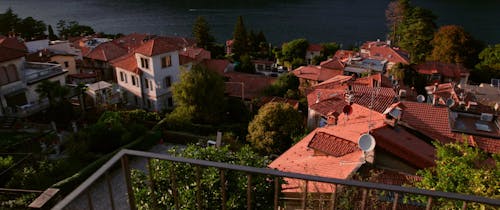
140 57 149 69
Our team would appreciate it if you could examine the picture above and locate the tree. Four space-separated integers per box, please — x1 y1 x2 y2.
428 25 483 68
235 54 255 73
415 141 499 209
279 38 309 64
17 17 46 40
388 62 406 83
0 8 20 35
385 0 410 45
321 42 340 58
232 16 248 59
247 102 303 154
56 20 95 38
471 44 500 83
192 16 215 50
170 64 226 124
131 145 278 209
48 25 57 40
397 7 437 63
263 73 300 98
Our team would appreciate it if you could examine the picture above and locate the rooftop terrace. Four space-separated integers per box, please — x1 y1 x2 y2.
24 62 68 85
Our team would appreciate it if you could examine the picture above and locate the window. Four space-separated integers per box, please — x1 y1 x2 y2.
140 57 149 69
0 65 19 86
120 72 125 82
164 76 171 88
147 99 151 108
131 75 137 86
144 78 149 89
149 80 153 91
64 61 69 68
161 55 171 68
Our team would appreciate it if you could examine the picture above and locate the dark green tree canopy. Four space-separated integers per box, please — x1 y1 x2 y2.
397 6 437 63
56 20 95 38
428 25 483 68
385 0 411 45
263 73 300 98
247 102 303 155
192 16 215 50
280 38 309 62
476 44 500 71
0 8 46 40
171 64 226 124
232 16 248 58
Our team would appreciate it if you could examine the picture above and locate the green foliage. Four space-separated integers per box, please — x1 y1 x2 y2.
171 65 226 124
278 38 309 65
471 44 500 83
0 8 46 40
247 102 303 155
0 156 14 171
397 6 437 63
192 16 215 50
131 145 278 209
263 73 300 99
56 20 95 38
388 63 406 82
385 0 410 44
415 141 499 209
428 25 483 68
321 42 340 58
235 54 255 73
232 16 248 58
48 24 57 40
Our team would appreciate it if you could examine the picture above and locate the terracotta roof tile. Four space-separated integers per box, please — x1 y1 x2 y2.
307 44 323 52
110 54 140 74
85 42 127 61
0 36 27 62
361 42 409 64
179 47 210 62
415 62 469 79
293 66 342 82
259 96 299 109
223 72 276 99
201 59 230 75
319 57 345 70
308 132 360 157
134 37 182 56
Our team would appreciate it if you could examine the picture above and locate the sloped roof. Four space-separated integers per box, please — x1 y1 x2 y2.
293 66 342 82
308 132 360 157
259 96 299 109
0 36 27 62
269 104 386 193
201 59 230 75
110 54 140 74
361 42 409 64
372 126 436 169
224 72 276 99
179 47 210 62
307 44 323 52
313 75 353 89
85 41 127 61
415 62 470 78
354 73 393 88
319 57 345 70
350 85 397 113
134 37 182 57
113 33 151 50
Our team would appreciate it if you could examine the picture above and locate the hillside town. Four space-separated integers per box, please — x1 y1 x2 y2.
1 1 499 209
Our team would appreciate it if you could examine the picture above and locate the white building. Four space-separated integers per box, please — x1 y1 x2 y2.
111 37 195 111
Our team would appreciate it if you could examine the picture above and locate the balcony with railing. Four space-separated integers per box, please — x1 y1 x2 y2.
52 149 500 210
24 62 68 85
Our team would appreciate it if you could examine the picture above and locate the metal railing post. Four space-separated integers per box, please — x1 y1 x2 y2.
274 177 280 210
302 180 309 210
105 172 116 210
121 155 136 210
360 188 368 210
220 169 227 210
147 158 156 209
392 192 399 210
196 166 203 210
86 190 94 210
169 165 180 209
247 173 252 210
426 197 433 210
330 184 337 210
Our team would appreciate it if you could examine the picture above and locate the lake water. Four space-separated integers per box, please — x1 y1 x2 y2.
1 0 498 45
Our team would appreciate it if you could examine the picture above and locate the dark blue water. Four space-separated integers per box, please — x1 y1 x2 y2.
1 0 498 45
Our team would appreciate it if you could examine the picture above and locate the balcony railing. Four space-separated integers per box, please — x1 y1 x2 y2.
52 149 500 210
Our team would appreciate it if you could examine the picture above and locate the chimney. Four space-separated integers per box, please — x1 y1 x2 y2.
434 83 438 93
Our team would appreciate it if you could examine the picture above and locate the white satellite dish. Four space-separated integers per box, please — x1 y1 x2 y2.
416 95 425 103
358 134 376 152
446 98 455 107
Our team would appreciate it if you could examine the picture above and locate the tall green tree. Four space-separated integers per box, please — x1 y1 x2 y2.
131 145 277 210
232 16 248 58
428 25 483 68
17 17 46 40
415 141 499 209
385 0 411 45
0 8 20 35
48 24 57 41
170 65 225 124
397 6 437 63
192 16 215 50
263 73 300 98
247 102 303 155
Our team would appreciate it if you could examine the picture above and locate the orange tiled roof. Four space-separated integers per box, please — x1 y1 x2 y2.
134 37 182 57
333 50 356 62
319 57 345 70
201 59 230 75
293 66 342 82
85 41 127 61
361 42 409 64
308 132 360 157
400 101 454 143
415 62 469 79
224 71 276 99
179 47 210 62
354 73 393 88
0 36 27 62
259 96 299 109
313 75 353 89
110 54 140 74
270 104 386 193
113 33 151 50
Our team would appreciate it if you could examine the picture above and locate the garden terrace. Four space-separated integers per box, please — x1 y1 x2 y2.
53 149 500 210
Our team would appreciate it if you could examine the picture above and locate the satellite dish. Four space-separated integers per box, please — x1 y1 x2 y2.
343 105 353 115
416 95 425 103
358 134 376 152
446 98 455 107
